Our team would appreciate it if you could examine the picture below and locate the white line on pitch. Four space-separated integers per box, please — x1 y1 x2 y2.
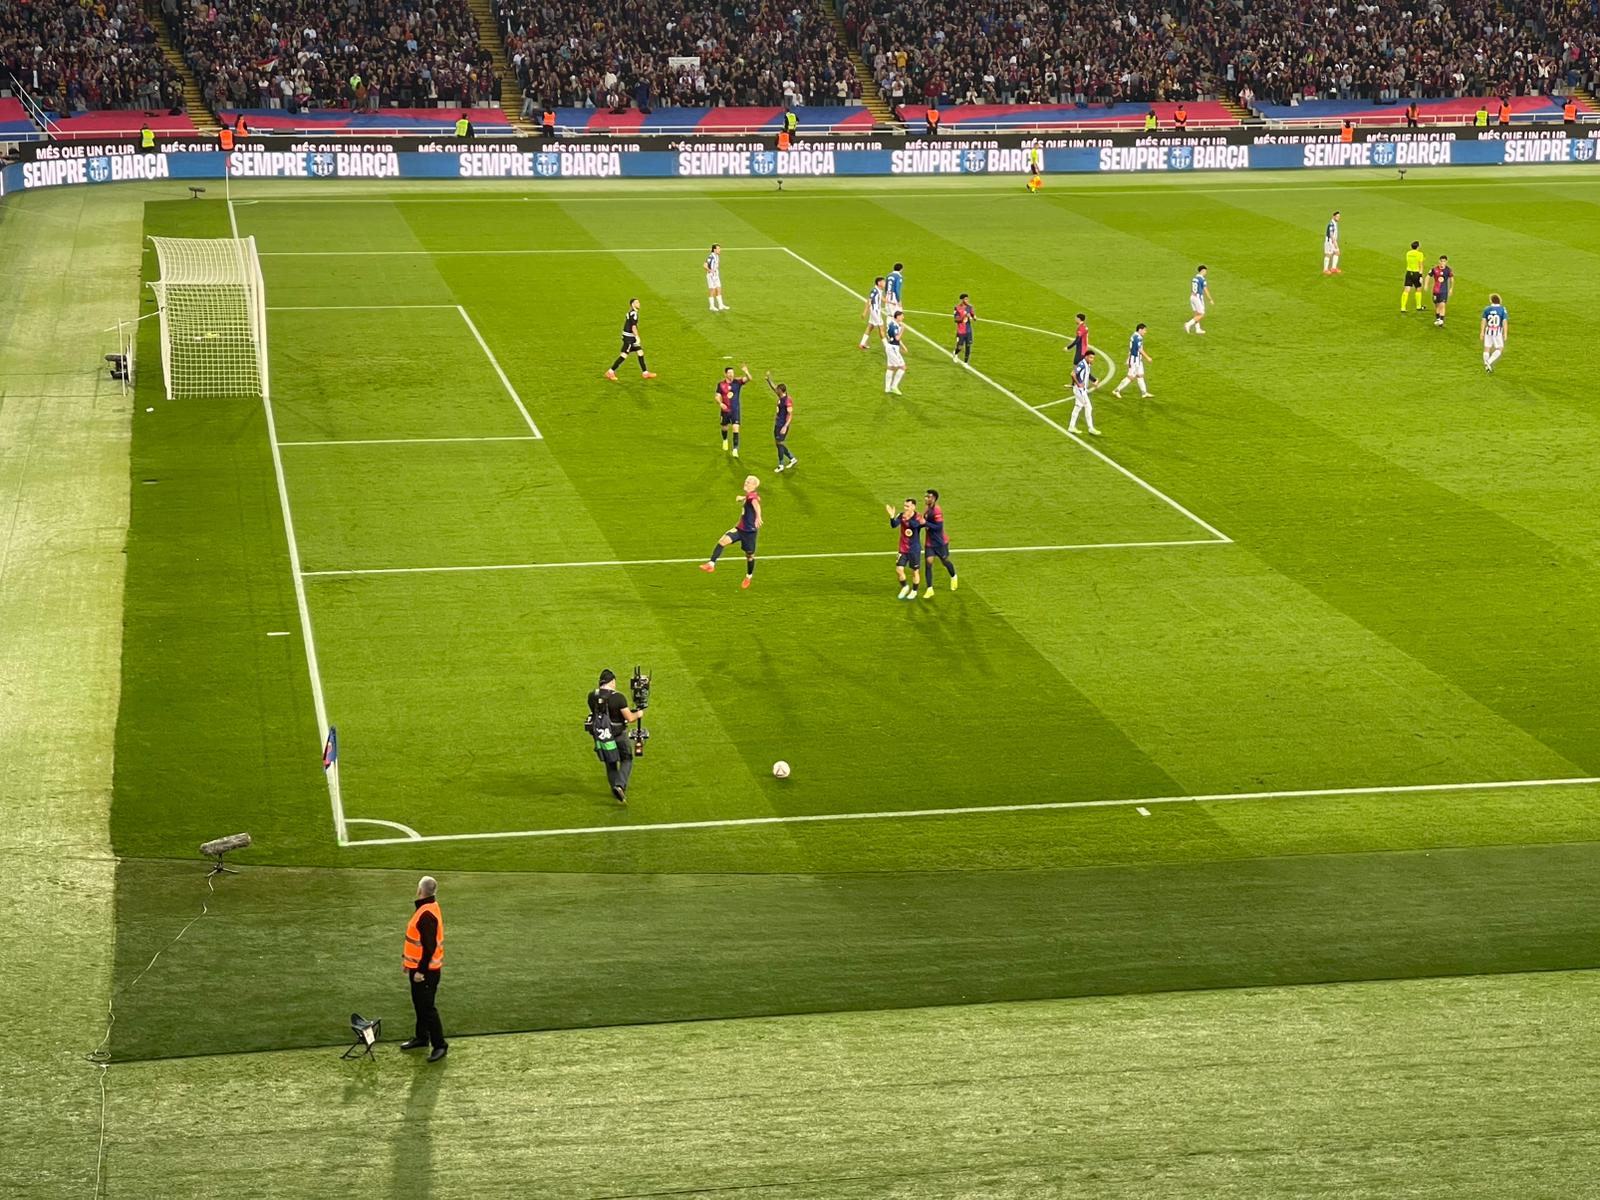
900 307 1072 342
340 775 1600 846
301 538 1224 578
343 817 423 841
777 247 1231 545
456 305 542 439
278 435 542 447
258 246 784 257
261 394 346 844
268 303 458 311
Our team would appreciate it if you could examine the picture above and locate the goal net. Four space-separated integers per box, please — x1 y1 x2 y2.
149 236 270 400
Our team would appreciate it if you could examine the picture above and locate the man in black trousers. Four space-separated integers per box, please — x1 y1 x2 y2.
401 875 448 1062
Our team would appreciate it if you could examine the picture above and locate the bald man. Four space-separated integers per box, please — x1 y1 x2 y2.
401 875 448 1061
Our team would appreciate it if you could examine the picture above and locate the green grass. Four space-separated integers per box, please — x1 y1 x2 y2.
103 173 1600 1064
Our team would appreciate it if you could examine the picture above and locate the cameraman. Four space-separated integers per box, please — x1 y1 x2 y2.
586 669 644 805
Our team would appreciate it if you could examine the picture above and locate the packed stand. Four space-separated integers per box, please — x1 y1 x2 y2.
165 0 499 114
1207 0 1588 106
498 0 859 111
843 0 1216 105
2 0 182 113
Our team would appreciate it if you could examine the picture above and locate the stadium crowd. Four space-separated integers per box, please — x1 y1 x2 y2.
166 0 499 113
1205 0 1589 105
497 0 859 109
844 0 1216 105
1 0 182 113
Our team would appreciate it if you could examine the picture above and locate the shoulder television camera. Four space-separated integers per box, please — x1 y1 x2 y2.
629 666 651 755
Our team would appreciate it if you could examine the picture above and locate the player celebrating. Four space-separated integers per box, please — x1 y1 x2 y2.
1480 293 1509 372
699 475 762 589
885 498 923 600
604 298 656 381
919 489 958 597
705 243 728 312
1066 353 1101 436
767 371 798 471
1322 211 1342 275
1183 266 1214 335
1112 323 1153 399
887 262 905 307
1428 255 1453 326
859 275 887 349
715 362 750 458
952 293 975 363
1401 241 1426 312
884 309 908 395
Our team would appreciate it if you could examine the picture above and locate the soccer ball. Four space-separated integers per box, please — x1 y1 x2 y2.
772 760 791 779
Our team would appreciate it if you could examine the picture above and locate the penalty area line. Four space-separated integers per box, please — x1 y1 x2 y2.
301 538 1225 578
340 775 1600 846
777 247 1230 545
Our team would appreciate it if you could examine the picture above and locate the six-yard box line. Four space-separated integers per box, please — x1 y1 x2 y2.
247 238 1236 844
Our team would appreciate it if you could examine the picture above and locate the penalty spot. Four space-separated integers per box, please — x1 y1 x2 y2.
1136 806 1150 816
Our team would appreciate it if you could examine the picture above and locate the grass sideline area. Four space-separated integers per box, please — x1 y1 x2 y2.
4 171 1600 1195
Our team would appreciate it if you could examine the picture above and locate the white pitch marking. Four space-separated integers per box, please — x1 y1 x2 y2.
1136 806 1151 816
901 307 1071 342
261 394 346 844
278 435 542 447
778 247 1229 545
344 817 423 841
456 305 542 439
300 538 1225 579
258 246 784 257
339 775 1600 847
266 631 291 637
267 304 458 311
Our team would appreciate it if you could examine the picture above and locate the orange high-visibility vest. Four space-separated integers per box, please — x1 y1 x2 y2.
776 128 791 150
403 900 444 970
235 115 251 136
1497 103 1511 125
1563 99 1577 121
218 126 235 150
1340 123 1354 143
542 109 555 127
1173 106 1188 129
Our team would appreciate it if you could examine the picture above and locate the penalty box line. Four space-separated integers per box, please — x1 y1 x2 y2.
301 537 1225 579
339 774 1600 847
777 246 1232 546
267 303 541 439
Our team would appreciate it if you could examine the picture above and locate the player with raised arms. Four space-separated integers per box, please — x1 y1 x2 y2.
1112 323 1153 399
859 275 887 350
1323 211 1342 275
1480 293 1509 372
699 475 762 589
716 362 750 458
767 371 798 472
885 498 924 600
705 243 728 312
1183 266 1214 335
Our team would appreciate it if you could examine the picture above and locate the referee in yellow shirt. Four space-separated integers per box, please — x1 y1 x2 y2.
1401 241 1426 312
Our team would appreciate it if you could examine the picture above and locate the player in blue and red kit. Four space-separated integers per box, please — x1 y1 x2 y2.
716 362 750 458
918 489 958 598
1067 312 1090 363
885 497 924 600
766 371 798 471
700 474 762 589
952 293 975 363
1429 255 1454 326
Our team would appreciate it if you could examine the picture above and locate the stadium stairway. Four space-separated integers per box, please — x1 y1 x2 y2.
467 0 537 134
822 1 897 130
1218 91 1255 124
144 0 219 134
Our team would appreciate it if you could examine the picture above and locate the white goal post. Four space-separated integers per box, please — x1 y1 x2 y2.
148 236 270 400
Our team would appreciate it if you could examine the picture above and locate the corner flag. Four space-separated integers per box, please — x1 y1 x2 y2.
323 726 338 770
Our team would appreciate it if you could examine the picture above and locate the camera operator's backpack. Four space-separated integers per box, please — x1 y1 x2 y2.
586 690 618 749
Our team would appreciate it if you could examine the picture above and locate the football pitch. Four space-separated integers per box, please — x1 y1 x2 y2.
11 170 1600 1194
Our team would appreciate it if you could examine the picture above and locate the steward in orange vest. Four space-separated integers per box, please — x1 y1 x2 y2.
1497 99 1512 125
234 114 251 137
218 125 235 151
542 108 556 136
1562 98 1577 124
1173 103 1188 130
925 106 940 136
402 876 448 1061
1339 120 1354 143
